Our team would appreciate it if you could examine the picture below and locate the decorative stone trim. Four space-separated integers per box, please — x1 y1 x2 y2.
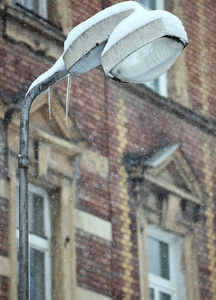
80 150 109 179
75 209 112 242
2 5 65 60
76 287 112 300
0 256 10 277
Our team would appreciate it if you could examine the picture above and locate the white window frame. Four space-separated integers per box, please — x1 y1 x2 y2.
138 0 167 97
155 0 164 9
16 184 52 300
145 74 168 97
14 0 47 18
147 224 186 300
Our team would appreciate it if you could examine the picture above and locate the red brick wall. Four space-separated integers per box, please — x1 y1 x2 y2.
0 35 53 102
77 166 111 221
76 229 112 297
70 0 124 27
0 199 9 257
71 0 103 27
184 0 216 120
0 276 9 300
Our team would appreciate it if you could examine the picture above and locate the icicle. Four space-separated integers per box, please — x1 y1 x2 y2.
66 73 72 126
48 87 52 119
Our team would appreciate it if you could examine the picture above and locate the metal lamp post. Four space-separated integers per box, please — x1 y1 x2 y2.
18 1 188 299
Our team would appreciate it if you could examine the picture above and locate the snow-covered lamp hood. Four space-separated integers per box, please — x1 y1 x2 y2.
101 9 188 83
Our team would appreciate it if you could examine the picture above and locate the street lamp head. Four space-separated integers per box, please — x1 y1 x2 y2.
108 36 185 83
101 9 188 83
63 3 188 84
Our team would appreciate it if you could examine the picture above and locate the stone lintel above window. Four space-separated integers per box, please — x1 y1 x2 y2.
126 145 206 234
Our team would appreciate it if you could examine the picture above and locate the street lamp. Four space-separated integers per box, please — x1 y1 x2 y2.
18 1 188 299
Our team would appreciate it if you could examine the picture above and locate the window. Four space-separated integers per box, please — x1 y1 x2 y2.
138 0 164 10
16 185 51 300
145 74 167 97
138 0 167 96
14 0 47 18
134 146 203 300
147 225 186 300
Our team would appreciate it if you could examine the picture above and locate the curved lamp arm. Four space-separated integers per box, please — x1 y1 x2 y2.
18 66 68 300
19 3 142 299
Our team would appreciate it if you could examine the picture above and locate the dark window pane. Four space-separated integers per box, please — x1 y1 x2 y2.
17 247 46 300
30 248 45 300
17 190 45 236
25 0 39 14
29 192 45 237
31 1 39 14
150 288 155 300
159 291 171 300
139 0 156 9
161 242 170 279
147 0 156 10
16 192 19 228
148 236 170 279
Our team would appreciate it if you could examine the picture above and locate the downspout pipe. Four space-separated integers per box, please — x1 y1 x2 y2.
18 66 67 300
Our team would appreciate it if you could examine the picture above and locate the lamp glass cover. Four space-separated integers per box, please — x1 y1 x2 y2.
110 37 184 83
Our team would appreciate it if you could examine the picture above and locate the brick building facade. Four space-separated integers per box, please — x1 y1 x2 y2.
0 0 216 300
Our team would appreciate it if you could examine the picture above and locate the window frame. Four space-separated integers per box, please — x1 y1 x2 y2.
16 184 52 300
14 0 47 18
138 0 164 10
132 146 203 300
147 225 184 300
138 0 167 96
145 74 168 97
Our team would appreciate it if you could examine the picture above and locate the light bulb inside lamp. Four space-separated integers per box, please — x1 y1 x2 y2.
110 37 184 83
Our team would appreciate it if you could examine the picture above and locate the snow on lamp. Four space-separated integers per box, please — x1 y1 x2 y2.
101 10 188 83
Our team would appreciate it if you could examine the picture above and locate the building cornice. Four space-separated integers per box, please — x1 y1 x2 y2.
111 79 216 136
1 4 65 60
